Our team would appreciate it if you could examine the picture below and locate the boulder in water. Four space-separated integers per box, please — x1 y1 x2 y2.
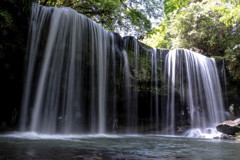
216 118 240 135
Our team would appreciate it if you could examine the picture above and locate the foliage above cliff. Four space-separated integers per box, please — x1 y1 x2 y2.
0 0 33 53
143 0 240 79
37 0 164 37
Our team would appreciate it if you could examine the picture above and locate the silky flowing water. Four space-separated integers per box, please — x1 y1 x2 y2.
1 133 240 159
20 4 227 135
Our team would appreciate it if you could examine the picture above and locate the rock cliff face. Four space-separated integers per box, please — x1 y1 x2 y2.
216 118 240 135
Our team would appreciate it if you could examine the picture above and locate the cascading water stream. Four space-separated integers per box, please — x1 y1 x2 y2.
20 4 116 134
163 49 225 135
20 4 226 136
151 49 159 133
123 38 139 133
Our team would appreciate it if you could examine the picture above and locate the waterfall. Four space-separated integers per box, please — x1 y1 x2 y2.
162 49 225 135
20 4 116 134
20 4 226 135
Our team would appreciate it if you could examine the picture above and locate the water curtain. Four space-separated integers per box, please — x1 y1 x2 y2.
20 4 226 135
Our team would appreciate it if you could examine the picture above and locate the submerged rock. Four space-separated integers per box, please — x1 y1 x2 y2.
220 134 236 140
216 118 240 135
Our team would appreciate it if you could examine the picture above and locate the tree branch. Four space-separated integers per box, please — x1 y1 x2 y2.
81 10 108 15
119 0 144 19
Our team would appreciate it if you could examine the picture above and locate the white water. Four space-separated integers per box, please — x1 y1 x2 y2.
184 128 221 139
2 132 122 140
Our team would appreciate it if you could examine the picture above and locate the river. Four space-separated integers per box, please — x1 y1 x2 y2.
0 132 239 159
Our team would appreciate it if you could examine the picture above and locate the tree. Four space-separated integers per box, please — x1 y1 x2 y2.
163 0 193 17
142 0 195 48
141 19 170 48
144 0 240 54
37 0 164 37
143 0 240 79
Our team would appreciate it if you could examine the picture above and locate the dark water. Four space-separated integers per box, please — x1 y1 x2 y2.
0 132 240 160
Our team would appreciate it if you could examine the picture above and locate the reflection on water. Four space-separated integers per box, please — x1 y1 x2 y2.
0 132 240 159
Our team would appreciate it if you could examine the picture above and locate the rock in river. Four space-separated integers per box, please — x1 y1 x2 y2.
216 118 240 135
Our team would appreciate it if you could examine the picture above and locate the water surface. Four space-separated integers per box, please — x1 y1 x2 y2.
0 132 240 159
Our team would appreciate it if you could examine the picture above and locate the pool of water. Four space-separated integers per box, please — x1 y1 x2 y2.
0 132 240 159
